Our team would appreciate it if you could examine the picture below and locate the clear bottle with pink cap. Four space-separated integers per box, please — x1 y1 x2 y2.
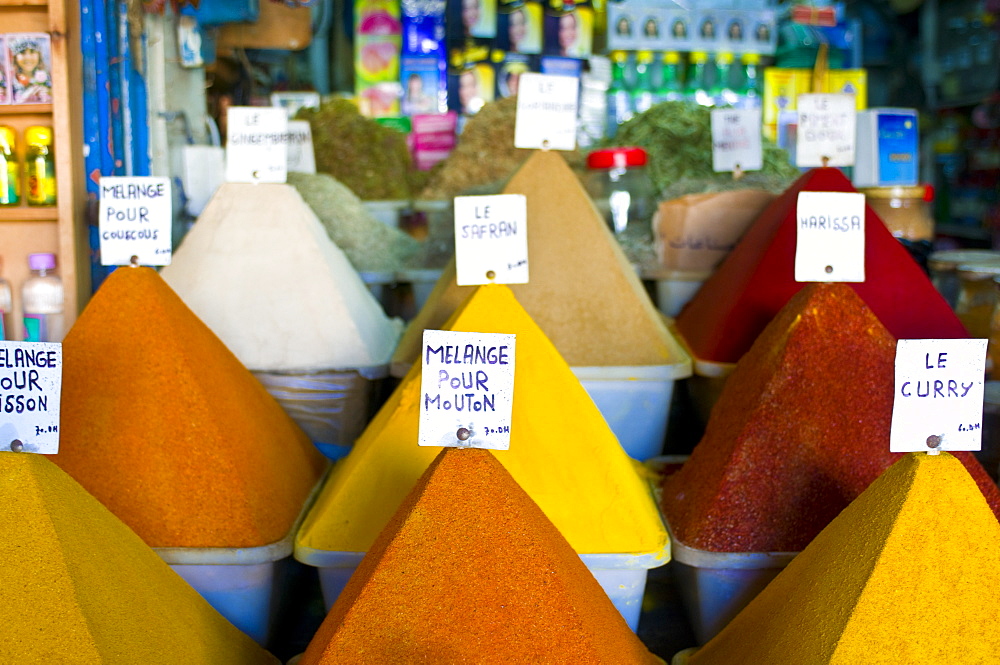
22 252 64 342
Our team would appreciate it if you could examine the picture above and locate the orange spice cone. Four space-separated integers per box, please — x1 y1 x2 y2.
393 149 678 372
663 283 1000 554
52 266 327 548
0 453 279 664
300 448 663 664
687 452 1000 664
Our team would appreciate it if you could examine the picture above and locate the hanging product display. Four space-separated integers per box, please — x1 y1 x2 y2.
298 448 662 664
679 452 1000 664
0 453 280 664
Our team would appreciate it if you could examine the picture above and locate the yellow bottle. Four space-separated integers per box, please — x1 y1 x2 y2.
0 126 18 207
25 126 56 206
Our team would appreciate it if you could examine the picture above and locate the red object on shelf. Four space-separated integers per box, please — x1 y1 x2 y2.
790 4 837 27
676 167 969 364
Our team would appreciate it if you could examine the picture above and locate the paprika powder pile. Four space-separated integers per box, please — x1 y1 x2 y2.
663 283 1000 553
300 448 663 665
297 284 666 556
687 452 1000 664
0 453 280 664
676 168 967 366
52 266 327 548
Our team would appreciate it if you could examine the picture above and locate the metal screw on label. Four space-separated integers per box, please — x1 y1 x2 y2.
456 428 471 441
9 440 23 453
252 170 260 179
825 265 833 274
486 270 496 281
821 156 830 167
541 139 550 150
130 255 140 267
926 434 942 455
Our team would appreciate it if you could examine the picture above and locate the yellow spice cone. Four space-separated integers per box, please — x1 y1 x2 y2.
392 150 677 371
0 453 279 664
688 452 1000 664
300 448 663 664
297 284 667 555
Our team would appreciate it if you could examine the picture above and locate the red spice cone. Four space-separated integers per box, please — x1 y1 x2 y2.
300 448 663 664
676 167 966 365
663 283 1000 553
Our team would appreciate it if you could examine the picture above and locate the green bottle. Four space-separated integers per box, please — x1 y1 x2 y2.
654 51 684 103
606 51 633 138
739 53 762 109
712 52 736 107
631 51 655 114
0 126 18 207
685 51 712 107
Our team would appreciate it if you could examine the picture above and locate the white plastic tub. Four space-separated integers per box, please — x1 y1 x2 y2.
358 270 395 306
253 365 388 460
396 268 444 313
686 356 736 425
666 521 795 645
156 478 326 644
361 200 409 228
295 544 669 633
571 353 692 461
157 536 293 645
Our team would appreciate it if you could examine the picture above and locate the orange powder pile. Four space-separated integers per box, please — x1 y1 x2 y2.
0 453 279 664
663 283 1000 552
393 149 677 371
300 448 663 665
52 266 327 548
688 453 1000 664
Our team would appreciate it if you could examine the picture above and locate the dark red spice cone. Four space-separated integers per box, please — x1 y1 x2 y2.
663 283 1000 553
676 167 967 365
300 448 663 664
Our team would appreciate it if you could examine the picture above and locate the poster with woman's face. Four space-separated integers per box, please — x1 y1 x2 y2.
450 61 495 115
499 2 542 54
455 0 498 40
544 7 593 59
8 33 52 105
0 37 9 105
662 9 692 52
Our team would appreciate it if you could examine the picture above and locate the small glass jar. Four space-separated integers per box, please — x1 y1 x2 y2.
585 146 656 236
956 261 1000 339
928 249 1000 309
861 185 935 242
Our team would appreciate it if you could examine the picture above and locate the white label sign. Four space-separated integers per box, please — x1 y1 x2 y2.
711 108 763 173
0 342 61 454
419 330 515 450
514 73 579 151
98 177 173 266
286 120 316 174
795 191 866 282
890 339 987 453
796 94 857 167
225 107 288 183
454 195 528 286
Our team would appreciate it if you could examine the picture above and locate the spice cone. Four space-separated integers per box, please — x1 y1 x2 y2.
393 149 679 370
0 453 279 664
688 452 1000 664
53 266 327 548
297 284 667 555
300 448 663 664
662 283 1000 552
161 182 400 372
675 167 967 365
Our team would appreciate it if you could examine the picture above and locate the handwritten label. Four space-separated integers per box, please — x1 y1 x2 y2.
0 342 61 454
796 93 857 167
454 195 529 286
225 107 288 183
419 330 515 450
98 177 172 266
711 108 763 173
514 73 579 151
795 191 866 282
890 339 987 452
286 120 317 174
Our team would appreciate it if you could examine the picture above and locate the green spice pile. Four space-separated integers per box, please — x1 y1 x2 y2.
604 101 799 197
297 99 420 200
419 97 584 200
288 172 420 272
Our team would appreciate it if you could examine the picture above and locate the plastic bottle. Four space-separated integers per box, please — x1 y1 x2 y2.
0 126 18 207
685 52 713 106
22 253 64 343
631 50 656 115
712 52 737 107
0 259 12 340
653 51 684 103
25 126 56 207
606 51 633 138
739 53 762 109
